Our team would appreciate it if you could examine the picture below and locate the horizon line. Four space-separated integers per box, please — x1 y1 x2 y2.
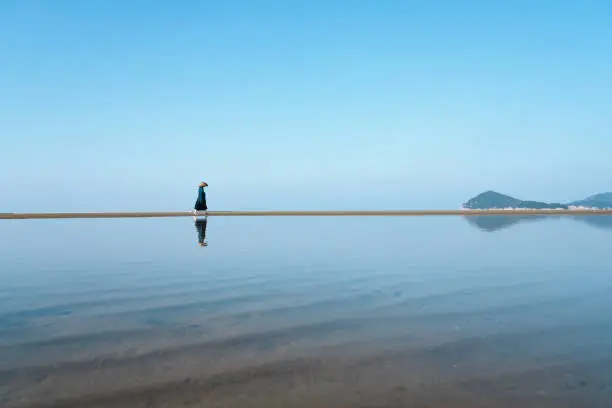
2 209 612 220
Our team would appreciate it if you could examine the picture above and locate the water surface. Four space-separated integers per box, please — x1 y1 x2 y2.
1 216 611 408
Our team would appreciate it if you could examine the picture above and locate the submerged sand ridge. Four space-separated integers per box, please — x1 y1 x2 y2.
3 342 611 408
2 316 612 408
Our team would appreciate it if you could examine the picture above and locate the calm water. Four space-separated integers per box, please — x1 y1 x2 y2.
1 216 612 408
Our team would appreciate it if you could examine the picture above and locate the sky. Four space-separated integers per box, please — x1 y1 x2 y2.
1 0 611 211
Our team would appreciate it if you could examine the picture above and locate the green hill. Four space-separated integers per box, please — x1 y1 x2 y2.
569 193 612 209
462 191 568 209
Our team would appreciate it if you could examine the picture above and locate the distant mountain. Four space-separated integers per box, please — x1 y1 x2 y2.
463 190 612 210
569 193 612 209
461 190 612 231
462 191 568 210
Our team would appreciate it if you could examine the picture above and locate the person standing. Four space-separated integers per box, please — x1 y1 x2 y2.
194 181 208 214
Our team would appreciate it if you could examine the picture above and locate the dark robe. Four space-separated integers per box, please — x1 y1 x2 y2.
194 186 208 211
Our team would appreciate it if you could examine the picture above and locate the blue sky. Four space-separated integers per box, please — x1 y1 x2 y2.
1 0 611 211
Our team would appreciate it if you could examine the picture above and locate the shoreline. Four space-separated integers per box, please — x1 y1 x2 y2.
2 209 612 219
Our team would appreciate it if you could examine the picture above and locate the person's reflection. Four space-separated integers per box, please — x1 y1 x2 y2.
194 216 208 247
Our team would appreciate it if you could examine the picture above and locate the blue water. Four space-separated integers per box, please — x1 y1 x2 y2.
1 216 611 407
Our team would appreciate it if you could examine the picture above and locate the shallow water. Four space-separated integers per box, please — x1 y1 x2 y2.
1 216 612 408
